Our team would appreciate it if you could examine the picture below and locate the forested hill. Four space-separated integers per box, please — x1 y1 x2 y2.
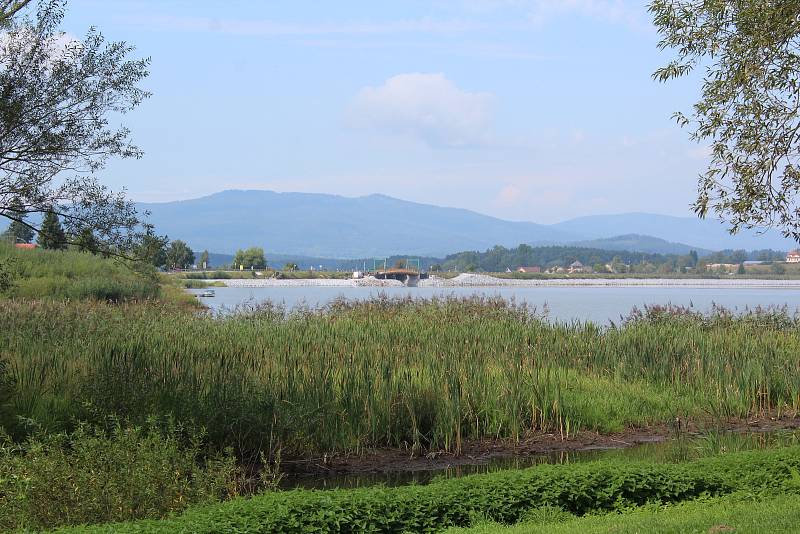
438 244 787 273
440 245 678 272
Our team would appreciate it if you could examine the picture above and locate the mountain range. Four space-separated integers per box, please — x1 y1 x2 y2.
138 190 798 258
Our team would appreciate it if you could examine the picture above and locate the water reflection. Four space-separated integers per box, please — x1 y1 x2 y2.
281 429 800 490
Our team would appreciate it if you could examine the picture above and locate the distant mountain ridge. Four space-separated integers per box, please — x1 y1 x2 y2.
138 190 798 258
139 190 579 258
551 212 794 252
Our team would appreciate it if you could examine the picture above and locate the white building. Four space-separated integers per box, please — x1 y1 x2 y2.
787 250 800 263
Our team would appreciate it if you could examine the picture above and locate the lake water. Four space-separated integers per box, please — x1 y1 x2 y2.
191 285 800 324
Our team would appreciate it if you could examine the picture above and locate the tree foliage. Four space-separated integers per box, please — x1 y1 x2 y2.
442 244 673 272
233 247 266 269
135 231 168 268
650 0 800 241
165 240 194 270
0 0 31 26
74 227 98 254
37 210 66 249
0 1 153 254
1 199 32 243
439 243 786 273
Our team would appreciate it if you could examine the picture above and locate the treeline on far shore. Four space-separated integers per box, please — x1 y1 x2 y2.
437 245 790 274
185 245 793 277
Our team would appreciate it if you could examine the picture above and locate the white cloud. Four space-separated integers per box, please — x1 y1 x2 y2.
463 0 649 31
347 73 493 148
528 0 649 30
137 15 478 36
687 144 712 160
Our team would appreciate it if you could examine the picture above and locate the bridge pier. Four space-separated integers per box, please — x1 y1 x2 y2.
374 269 424 286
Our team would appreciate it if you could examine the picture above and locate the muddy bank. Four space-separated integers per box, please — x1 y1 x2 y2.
280 415 800 479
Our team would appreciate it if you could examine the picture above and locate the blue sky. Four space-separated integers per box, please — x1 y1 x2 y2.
60 0 708 223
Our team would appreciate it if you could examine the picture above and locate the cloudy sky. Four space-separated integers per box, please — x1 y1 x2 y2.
60 0 708 223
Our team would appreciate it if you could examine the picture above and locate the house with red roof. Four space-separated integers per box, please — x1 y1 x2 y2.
787 250 800 263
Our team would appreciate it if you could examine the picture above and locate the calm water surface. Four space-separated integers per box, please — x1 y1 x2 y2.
191 286 800 323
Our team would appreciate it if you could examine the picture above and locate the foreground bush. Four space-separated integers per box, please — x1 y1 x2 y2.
447 493 800 534
53 447 800 533
0 422 237 532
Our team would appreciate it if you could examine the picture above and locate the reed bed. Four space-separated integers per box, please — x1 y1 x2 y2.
1 296 799 459
0 243 160 301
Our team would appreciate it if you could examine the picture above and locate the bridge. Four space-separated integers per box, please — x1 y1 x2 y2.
374 268 429 286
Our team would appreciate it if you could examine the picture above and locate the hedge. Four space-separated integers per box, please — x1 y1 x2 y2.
53 447 800 534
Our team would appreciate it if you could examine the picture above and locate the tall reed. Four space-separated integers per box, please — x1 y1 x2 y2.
1 297 798 459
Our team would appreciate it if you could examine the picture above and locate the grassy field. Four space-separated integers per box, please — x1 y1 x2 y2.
2 295 799 458
0 242 161 301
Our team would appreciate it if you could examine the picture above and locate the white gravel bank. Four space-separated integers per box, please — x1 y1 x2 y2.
213 276 404 288
211 273 800 289
419 273 800 289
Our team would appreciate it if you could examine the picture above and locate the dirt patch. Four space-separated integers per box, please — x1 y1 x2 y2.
279 415 800 478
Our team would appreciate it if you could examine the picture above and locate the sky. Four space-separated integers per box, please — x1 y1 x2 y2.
57 0 709 224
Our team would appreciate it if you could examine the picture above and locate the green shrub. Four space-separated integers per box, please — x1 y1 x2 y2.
180 271 231 280
180 279 209 288
0 421 238 532
446 493 800 534
52 447 800 533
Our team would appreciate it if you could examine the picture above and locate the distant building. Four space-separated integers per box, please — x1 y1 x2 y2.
568 261 587 274
517 266 541 273
787 250 800 263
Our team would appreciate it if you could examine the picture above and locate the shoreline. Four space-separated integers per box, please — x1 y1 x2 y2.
280 414 800 482
209 273 800 289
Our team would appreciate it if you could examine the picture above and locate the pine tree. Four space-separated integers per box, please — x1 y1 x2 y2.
74 228 99 254
1 198 33 244
37 211 67 249
1 218 34 244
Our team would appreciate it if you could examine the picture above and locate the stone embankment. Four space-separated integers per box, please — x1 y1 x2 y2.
217 276 404 288
211 273 800 289
419 273 800 288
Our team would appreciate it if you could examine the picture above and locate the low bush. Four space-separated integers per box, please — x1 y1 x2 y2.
447 493 800 534
180 271 232 279
53 447 800 533
0 421 238 532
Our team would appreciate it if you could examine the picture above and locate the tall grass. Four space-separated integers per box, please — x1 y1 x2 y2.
0 242 159 301
1 296 799 459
